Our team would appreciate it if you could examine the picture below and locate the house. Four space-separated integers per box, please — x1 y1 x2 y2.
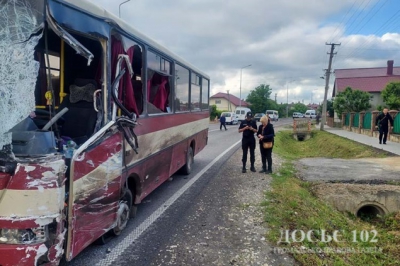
307 103 320 110
332 60 400 110
209 92 249 111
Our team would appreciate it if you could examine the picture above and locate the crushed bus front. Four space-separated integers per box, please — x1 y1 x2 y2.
0 152 67 266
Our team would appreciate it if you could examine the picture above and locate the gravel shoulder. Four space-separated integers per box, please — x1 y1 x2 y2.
149 144 296 266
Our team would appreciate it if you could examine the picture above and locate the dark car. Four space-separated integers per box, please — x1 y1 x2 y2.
254 113 264 122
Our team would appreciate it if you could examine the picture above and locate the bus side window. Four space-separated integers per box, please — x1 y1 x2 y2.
111 35 143 116
175 64 189 112
147 50 172 114
190 73 200 111
201 78 209 110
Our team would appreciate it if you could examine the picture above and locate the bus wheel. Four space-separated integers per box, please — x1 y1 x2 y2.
112 190 132 236
181 146 194 175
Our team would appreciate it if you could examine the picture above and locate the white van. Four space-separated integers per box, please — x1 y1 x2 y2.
220 112 238 125
304 110 316 119
266 110 279 121
235 107 251 121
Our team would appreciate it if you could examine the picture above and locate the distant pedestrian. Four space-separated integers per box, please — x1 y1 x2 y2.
220 114 227 130
316 113 320 124
257 115 275 173
238 111 257 173
375 108 394 144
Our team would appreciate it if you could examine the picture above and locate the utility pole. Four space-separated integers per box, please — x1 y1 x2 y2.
275 93 277 102
320 42 340 130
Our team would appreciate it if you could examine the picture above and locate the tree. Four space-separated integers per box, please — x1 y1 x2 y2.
318 99 334 117
381 82 400 110
245 84 272 113
292 103 308 114
333 87 371 116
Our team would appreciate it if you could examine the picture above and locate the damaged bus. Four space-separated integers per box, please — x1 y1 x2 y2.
0 0 209 265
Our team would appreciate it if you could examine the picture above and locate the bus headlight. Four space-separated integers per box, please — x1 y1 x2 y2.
0 227 47 244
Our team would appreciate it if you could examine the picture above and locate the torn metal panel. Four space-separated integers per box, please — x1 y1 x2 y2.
0 157 65 219
47 7 94 65
48 0 110 39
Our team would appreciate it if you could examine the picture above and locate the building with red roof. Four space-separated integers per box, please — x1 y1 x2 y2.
209 92 249 111
332 60 400 110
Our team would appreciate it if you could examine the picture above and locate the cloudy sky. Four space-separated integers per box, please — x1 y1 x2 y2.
90 0 400 105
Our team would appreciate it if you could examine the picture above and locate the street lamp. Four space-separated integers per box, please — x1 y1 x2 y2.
239 64 251 108
119 0 131 18
286 79 295 117
227 90 231 111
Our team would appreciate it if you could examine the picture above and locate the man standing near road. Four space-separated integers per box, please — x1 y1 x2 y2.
238 112 257 173
375 108 394 145
220 114 227 131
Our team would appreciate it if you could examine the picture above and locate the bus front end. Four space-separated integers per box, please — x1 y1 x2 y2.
0 146 67 266
0 1 67 265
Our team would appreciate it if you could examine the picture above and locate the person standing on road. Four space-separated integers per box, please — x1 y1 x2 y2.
257 115 274 173
220 114 227 131
375 108 394 144
238 112 257 173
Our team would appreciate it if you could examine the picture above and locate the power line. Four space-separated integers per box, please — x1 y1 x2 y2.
349 0 389 36
344 8 400 59
332 0 369 42
330 0 359 42
344 0 373 36
334 6 400 64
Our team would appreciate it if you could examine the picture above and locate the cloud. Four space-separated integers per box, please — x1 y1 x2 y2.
89 0 400 105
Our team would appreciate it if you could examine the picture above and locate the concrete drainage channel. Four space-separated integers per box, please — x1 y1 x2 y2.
293 118 313 142
295 157 400 219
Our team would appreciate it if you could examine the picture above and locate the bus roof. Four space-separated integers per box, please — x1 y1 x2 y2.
62 0 209 79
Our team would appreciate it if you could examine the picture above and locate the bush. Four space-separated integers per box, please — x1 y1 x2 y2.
209 105 225 121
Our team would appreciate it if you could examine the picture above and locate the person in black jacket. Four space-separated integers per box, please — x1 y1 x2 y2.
375 108 394 144
238 112 258 173
220 114 227 131
257 115 275 173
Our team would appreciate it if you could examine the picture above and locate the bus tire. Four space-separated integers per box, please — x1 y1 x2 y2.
181 146 193 175
112 189 132 236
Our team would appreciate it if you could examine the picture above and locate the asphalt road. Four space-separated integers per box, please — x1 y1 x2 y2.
66 118 292 266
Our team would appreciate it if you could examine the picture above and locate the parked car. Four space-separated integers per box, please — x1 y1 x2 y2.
292 112 304 119
304 110 317 119
220 112 238 125
253 113 264 122
266 110 279 121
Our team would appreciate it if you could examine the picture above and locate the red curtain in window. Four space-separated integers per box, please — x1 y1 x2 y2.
147 72 169 112
111 36 139 116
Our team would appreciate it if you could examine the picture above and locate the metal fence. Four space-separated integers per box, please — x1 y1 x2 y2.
353 113 359 127
393 114 400 134
363 112 371 129
345 113 350 126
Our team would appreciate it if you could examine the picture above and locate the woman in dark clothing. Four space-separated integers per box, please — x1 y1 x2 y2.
257 115 275 173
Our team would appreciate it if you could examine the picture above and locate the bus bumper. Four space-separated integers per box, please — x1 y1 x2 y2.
0 243 54 266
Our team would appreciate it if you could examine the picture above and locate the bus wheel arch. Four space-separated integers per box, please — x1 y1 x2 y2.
127 174 139 218
112 189 131 236
181 140 195 175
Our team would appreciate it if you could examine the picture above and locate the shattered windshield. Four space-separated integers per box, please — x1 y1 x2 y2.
0 0 45 150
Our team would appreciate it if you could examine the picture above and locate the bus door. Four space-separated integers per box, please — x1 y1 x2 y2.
65 53 139 260
65 123 124 260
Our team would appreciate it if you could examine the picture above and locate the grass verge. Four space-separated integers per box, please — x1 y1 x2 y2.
263 130 400 265
274 130 391 160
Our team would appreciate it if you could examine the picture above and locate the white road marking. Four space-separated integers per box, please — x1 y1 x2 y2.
96 139 242 266
208 126 238 132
